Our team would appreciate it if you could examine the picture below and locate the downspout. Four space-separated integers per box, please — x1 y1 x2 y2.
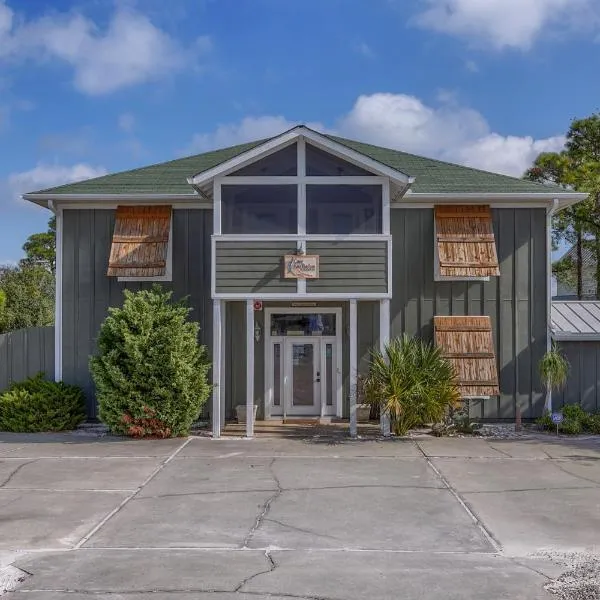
48 200 62 383
544 198 559 412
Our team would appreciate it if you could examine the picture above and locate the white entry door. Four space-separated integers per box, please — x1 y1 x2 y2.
285 338 320 416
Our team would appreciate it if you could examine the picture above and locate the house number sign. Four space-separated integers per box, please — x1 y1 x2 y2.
284 255 319 279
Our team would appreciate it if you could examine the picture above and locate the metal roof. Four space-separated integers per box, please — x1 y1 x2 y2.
551 301 600 340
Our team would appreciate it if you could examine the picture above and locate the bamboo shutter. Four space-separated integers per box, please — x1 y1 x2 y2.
435 205 500 277
434 316 500 397
107 206 172 277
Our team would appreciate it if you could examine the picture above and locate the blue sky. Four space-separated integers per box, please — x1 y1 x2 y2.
1 0 599 263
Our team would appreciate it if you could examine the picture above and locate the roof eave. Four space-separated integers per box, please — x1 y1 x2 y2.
551 332 600 342
22 192 200 209
402 192 588 208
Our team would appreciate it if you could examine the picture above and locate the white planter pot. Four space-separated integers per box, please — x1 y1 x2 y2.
356 404 371 423
236 404 258 424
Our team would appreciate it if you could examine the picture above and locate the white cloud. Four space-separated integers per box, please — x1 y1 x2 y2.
355 41 376 58
183 93 565 177
337 93 564 176
184 116 326 154
8 163 107 199
0 2 209 94
118 112 135 133
414 0 598 50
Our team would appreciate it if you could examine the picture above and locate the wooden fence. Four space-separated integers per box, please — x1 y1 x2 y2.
0 327 54 392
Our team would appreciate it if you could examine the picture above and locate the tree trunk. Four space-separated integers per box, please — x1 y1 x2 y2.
577 231 583 299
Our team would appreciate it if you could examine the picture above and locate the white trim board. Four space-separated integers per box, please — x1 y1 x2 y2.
264 307 343 420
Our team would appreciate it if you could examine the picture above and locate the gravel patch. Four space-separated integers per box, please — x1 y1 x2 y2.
0 566 29 596
537 553 600 600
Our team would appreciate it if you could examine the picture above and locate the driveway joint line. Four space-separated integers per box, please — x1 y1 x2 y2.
415 441 502 553
72 437 193 550
242 458 283 549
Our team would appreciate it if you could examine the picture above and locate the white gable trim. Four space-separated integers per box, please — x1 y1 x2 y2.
187 126 415 188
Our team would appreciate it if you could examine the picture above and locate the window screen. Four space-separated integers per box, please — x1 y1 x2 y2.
221 185 297 234
306 185 382 234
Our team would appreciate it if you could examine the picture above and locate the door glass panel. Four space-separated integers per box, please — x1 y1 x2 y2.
292 344 314 406
325 343 333 406
271 313 336 336
273 343 281 406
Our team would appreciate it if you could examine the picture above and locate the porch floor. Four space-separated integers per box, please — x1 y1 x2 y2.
222 418 382 438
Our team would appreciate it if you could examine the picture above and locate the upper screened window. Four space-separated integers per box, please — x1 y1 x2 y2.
221 185 297 234
306 143 373 176
306 185 382 234
230 144 297 176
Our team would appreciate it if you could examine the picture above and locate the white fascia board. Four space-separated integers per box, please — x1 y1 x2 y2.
400 192 588 210
188 125 414 187
22 193 200 209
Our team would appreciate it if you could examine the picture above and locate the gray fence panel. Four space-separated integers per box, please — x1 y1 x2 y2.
0 326 55 392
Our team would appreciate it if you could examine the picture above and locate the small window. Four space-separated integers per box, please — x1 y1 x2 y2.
270 313 336 336
306 143 372 176
434 205 499 281
229 144 297 176
306 185 382 234
221 185 297 234
107 205 173 281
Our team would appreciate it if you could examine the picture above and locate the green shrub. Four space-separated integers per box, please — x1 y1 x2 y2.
0 373 85 432
90 286 211 438
537 404 600 435
363 334 461 436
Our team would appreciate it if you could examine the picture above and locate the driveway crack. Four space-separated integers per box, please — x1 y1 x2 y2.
242 458 283 549
0 460 36 488
551 460 600 486
234 549 277 592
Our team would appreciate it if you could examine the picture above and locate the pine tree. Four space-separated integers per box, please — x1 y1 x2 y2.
90 286 211 437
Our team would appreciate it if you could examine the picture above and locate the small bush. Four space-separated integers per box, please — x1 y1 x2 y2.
90 286 211 438
537 404 600 435
363 334 460 436
0 373 85 432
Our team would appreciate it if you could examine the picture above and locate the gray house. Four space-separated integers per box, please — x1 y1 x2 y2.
23 126 587 437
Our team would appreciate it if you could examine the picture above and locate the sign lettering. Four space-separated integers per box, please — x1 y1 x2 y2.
284 255 319 279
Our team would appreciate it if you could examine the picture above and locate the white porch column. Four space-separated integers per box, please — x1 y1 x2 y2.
349 299 358 438
246 300 255 438
379 299 391 436
212 299 223 438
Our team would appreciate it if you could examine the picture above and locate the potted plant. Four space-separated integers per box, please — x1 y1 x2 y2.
236 404 258 424
539 342 570 413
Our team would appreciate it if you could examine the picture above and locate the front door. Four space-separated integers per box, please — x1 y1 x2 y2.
285 338 320 416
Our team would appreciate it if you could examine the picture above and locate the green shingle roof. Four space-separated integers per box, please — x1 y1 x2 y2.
27 129 568 197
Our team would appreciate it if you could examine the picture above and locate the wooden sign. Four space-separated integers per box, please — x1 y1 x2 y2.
284 255 319 279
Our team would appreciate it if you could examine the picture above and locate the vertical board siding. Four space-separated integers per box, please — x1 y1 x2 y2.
62 209 212 419
554 341 600 413
0 327 54 392
391 208 547 420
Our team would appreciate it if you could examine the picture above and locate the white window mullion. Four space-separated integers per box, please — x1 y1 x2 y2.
214 179 222 235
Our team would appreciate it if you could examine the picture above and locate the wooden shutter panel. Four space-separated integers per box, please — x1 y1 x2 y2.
107 206 171 277
435 205 500 278
434 316 499 397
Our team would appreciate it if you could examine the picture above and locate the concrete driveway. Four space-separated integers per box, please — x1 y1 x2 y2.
0 432 599 599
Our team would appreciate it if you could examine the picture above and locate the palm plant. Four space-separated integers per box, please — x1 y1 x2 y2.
363 334 461 436
539 343 570 412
